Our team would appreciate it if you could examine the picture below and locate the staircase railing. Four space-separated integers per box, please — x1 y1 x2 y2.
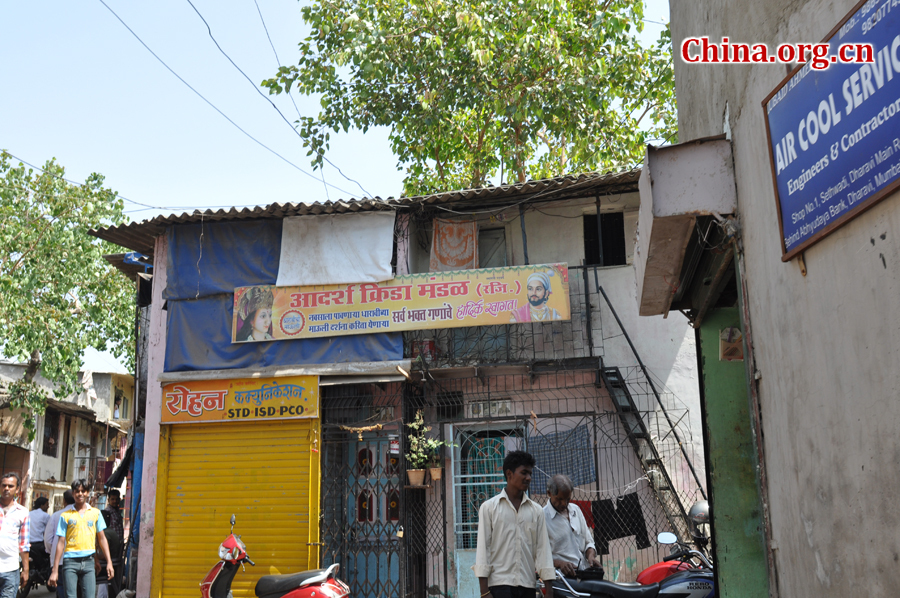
595 282 707 541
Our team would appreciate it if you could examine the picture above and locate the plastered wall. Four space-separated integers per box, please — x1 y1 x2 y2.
407 197 706 487
670 0 900 593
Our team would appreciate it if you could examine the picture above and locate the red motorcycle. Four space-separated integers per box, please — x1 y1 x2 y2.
200 515 350 598
636 500 713 585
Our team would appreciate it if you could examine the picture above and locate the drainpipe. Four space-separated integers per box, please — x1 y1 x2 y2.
518 205 530 265
595 195 605 267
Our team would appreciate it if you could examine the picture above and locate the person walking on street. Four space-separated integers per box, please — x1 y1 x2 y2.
49 480 114 598
0 472 30 598
473 451 555 598
100 490 124 559
44 491 74 598
28 497 50 573
543 474 603 579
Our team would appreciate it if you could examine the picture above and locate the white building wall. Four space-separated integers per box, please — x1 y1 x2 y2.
670 0 900 594
406 196 706 487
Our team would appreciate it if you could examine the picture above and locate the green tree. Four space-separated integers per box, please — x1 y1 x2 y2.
0 151 134 438
264 0 676 195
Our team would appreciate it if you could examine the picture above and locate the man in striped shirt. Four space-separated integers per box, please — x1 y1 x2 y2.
0 472 30 598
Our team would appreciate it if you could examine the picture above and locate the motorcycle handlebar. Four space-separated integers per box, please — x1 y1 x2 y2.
663 550 690 562
244 558 256 566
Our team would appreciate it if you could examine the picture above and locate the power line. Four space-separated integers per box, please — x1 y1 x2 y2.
4 151 266 214
96 0 357 198
186 0 372 198
2 151 168 210
252 0 329 201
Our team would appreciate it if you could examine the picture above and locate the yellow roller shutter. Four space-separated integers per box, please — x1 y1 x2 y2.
161 419 320 598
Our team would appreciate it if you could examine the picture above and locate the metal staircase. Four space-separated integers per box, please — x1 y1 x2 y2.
600 365 692 542
593 284 707 543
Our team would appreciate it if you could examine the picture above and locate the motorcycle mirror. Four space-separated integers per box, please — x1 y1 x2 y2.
657 532 678 545
230 514 236 532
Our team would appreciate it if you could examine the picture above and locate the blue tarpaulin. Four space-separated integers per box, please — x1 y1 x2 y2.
163 220 403 372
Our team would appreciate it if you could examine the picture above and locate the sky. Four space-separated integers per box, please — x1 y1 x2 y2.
0 0 669 373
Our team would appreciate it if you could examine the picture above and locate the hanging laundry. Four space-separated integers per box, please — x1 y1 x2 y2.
590 492 651 555
429 218 478 271
277 211 396 286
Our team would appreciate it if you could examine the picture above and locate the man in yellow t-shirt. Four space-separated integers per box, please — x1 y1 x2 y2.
48 480 113 598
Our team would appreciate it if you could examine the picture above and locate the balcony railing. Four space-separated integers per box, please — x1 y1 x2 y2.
403 265 605 368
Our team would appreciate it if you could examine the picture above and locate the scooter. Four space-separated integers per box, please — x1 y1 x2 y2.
17 550 52 598
200 515 350 598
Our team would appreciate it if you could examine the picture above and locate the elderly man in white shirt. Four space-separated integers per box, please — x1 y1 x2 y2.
473 450 555 598
543 474 603 579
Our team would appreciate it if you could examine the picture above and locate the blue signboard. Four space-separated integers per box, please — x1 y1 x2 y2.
763 0 900 260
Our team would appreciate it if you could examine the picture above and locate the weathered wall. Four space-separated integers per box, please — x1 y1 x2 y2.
698 307 769 598
407 198 706 486
670 0 900 594
137 234 169 598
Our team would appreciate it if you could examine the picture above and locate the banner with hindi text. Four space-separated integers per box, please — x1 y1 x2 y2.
231 263 571 343
161 375 319 424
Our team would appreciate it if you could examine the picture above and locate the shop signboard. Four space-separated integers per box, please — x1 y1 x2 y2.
763 0 900 260
232 263 571 343
161 375 319 424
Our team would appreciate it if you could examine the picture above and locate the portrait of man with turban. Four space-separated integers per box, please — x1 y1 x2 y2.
509 270 563 322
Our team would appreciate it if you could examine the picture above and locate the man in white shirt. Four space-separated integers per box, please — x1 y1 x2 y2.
473 451 555 598
44 491 74 598
28 497 50 571
0 473 29 598
542 475 603 578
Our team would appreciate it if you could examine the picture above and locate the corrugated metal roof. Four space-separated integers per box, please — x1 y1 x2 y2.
90 169 640 256
104 253 153 282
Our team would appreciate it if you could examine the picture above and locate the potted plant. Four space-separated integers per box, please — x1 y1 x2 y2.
427 452 444 482
405 410 454 486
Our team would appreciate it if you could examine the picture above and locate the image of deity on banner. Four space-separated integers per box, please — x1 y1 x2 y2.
235 286 275 342
509 268 564 323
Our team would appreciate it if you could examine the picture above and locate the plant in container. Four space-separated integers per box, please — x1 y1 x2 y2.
405 409 454 486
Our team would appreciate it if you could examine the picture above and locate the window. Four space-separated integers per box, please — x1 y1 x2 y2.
42 410 60 457
584 212 627 266
114 386 128 420
453 427 524 549
478 229 507 268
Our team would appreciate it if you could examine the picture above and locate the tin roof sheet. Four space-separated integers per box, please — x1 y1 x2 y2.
90 169 640 256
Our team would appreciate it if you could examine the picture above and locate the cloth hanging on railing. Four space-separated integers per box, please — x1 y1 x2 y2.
590 492 650 555
429 218 478 271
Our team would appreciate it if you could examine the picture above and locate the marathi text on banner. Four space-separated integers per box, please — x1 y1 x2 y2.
232 264 571 343
161 376 319 424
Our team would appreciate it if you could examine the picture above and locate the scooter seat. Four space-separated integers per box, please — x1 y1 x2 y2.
552 577 659 598
255 569 327 598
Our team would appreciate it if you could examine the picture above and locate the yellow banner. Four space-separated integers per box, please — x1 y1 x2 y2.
232 264 571 342
161 376 319 424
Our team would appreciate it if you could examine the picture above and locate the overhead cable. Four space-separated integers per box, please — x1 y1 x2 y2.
186 0 372 198
96 0 357 198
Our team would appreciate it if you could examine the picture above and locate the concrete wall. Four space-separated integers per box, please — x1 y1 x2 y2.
670 0 900 594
